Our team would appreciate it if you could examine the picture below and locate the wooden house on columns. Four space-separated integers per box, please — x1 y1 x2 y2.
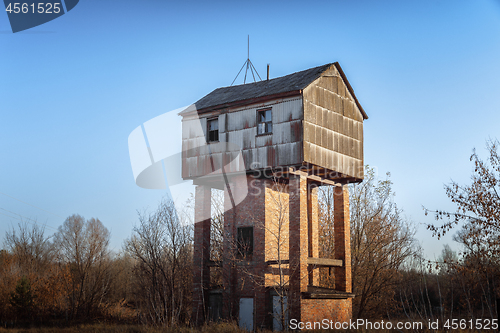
180 62 368 330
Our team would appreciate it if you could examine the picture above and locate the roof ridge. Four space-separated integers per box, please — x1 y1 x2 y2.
191 63 336 113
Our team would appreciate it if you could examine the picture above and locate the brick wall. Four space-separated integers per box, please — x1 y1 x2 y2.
301 298 352 323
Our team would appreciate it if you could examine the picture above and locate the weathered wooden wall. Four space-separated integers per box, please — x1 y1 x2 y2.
302 66 364 180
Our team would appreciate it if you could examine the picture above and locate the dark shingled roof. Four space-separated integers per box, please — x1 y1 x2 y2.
187 62 367 119
194 63 333 111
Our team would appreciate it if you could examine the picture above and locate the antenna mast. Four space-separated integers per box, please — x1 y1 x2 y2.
231 35 262 86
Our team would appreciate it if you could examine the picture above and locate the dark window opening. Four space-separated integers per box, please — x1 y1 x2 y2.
237 227 253 257
257 109 272 135
208 118 219 142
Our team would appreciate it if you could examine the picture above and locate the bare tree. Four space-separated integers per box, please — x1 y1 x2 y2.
5 221 54 276
54 214 112 319
264 180 291 331
319 167 417 319
426 139 500 318
124 198 192 326
3 221 68 321
209 189 224 288
426 139 500 249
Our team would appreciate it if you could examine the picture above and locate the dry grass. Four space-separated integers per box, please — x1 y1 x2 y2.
0 322 487 333
0 322 254 333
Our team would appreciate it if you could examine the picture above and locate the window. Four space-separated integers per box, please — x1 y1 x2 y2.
257 108 272 135
237 227 253 257
207 118 219 142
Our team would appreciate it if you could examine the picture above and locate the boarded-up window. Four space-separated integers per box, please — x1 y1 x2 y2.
237 227 253 257
257 108 272 134
207 118 219 142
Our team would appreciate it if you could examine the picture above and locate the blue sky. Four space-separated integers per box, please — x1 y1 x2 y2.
1 0 500 258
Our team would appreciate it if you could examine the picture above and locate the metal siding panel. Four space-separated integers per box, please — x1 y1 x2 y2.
304 101 313 123
200 117 207 138
317 145 324 168
321 108 327 127
325 89 332 110
291 98 303 120
332 75 338 93
247 108 257 128
315 125 321 148
345 100 353 120
325 149 333 170
311 103 317 124
273 101 284 123
257 147 267 167
256 135 272 148
327 130 333 151
186 118 205 140
337 76 345 97
335 96 343 115
319 124 324 148
272 123 280 144
267 146 277 166
326 109 333 130
242 128 254 150
332 151 339 172
342 116 348 137
292 141 301 165
317 87 324 110
359 122 363 144
219 114 226 133
304 141 310 162
310 143 316 166
303 122 311 143
332 113 339 133
339 153 345 175
313 124 319 148
212 153 222 173
228 131 243 152
351 137 356 158
341 134 347 156
316 105 323 126
276 143 286 166
333 132 339 153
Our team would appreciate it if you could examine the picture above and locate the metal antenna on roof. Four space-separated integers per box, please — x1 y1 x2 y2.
231 35 262 86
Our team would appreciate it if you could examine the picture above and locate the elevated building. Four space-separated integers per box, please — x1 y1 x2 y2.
181 62 367 330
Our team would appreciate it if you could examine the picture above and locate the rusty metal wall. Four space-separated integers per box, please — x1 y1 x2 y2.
182 97 304 179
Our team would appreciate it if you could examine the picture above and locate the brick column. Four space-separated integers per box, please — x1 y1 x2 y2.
253 179 268 329
192 185 211 324
222 174 250 319
222 178 237 320
334 185 351 293
289 174 308 321
308 184 319 286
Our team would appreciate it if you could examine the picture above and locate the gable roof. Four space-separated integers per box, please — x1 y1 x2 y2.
187 62 368 119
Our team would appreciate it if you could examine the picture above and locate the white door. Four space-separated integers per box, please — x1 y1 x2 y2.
273 296 288 331
239 298 254 331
